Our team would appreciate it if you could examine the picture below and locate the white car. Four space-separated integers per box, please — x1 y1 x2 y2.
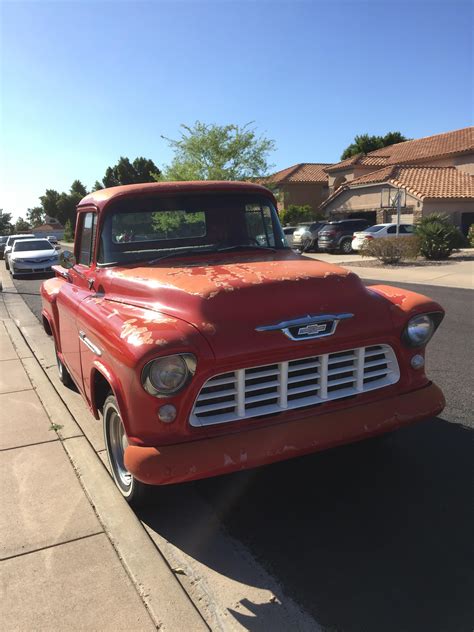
352 223 415 251
4 234 35 269
9 238 59 276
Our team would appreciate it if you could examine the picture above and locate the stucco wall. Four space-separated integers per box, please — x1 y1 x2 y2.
324 185 418 213
422 199 474 227
407 152 474 174
282 183 329 214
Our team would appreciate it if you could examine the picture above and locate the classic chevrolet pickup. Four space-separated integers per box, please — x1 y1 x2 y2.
41 181 445 505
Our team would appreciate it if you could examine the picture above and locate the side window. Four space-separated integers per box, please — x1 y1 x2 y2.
387 226 397 234
401 224 414 234
78 212 97 266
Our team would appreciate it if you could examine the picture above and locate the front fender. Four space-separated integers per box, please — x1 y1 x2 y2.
77 296 215 445
367 284 444 329
40 276 65 346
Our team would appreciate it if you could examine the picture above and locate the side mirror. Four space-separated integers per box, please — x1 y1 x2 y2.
60 250 76 269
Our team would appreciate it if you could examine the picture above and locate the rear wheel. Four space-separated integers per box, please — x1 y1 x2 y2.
103 394 153 507
340 238 353 254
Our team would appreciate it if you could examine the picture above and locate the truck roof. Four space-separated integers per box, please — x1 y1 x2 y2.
77 180 275 211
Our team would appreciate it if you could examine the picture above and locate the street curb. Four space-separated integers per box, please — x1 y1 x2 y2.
0 266 209 632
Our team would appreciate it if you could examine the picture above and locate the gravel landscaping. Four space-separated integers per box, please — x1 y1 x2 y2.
344 250 473 269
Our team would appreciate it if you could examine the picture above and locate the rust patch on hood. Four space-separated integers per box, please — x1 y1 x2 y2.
109 252 353 300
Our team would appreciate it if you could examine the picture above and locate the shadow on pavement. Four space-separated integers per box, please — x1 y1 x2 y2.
139 417 474 632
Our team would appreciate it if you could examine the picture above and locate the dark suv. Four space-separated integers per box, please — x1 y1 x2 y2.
318 219 371 254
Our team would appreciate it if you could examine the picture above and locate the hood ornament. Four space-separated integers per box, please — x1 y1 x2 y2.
256 313 353 341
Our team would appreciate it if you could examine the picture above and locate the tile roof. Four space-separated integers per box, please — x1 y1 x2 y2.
266 163 331 184
35 223 65 231
325 155 363 172
327 127 474 172
322 166 474 207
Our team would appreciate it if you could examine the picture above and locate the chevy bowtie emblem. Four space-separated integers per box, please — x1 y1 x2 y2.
298 323 328 336
256 313 354 341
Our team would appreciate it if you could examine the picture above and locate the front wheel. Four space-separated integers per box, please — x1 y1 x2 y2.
56 345 74 388
340 238 353 254
103 395 153 507
5 259 9 270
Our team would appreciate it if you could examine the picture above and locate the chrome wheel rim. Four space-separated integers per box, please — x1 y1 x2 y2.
107 408 132 491
342 240 351 253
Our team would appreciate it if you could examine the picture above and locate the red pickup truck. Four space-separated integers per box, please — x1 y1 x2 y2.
41 181 445 505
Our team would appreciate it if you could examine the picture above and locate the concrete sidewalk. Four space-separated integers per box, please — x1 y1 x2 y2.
0 321 157 630
0 274 208 631
304 251 473 290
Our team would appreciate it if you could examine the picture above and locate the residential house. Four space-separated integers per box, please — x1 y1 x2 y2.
32 216 65 240
321 127 474 232
264 163 332 215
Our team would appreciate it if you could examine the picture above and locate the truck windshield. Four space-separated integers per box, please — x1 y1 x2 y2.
98 194 287 265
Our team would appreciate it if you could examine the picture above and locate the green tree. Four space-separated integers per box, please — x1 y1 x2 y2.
159 121 276 181
0 210 13 234
26 206 45 228
98 157 161 189
38 181 88 227
341 131 410 160
39 189 61 217
63 219 74 242
14 217 30 232
70 180 88 197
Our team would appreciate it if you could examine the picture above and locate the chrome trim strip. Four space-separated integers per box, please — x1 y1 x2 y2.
79 331 102 356
256 313 353 341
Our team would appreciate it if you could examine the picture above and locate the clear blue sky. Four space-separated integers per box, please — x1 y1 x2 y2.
1 0 472 219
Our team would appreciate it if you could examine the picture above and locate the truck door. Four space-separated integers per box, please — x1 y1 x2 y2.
56 211 97 390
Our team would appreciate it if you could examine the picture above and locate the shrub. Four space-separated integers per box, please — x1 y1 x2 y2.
467 224 474 248
359 236 420 264
415 213 463 260
280 205 319 226
63 219 74 242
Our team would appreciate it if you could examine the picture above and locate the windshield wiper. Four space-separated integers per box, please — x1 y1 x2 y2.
145 246 220 266
216 244 277 252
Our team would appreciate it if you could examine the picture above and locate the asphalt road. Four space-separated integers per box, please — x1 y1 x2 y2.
7 268 474 632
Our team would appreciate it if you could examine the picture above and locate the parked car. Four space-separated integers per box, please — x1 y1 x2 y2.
47 235 59 246
4 234 35 269
352 223 415 251
282 226 297 247
318 219 371 254
0 235 8 259
292 221 327 251
41 181 445 506
9 238 59 276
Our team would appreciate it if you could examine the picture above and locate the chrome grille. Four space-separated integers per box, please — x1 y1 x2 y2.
190 344 399 427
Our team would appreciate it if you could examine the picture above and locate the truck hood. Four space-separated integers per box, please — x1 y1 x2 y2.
103 251 393 362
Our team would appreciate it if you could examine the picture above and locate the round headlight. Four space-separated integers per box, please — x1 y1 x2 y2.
404 314 435 347
142 354 196 396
